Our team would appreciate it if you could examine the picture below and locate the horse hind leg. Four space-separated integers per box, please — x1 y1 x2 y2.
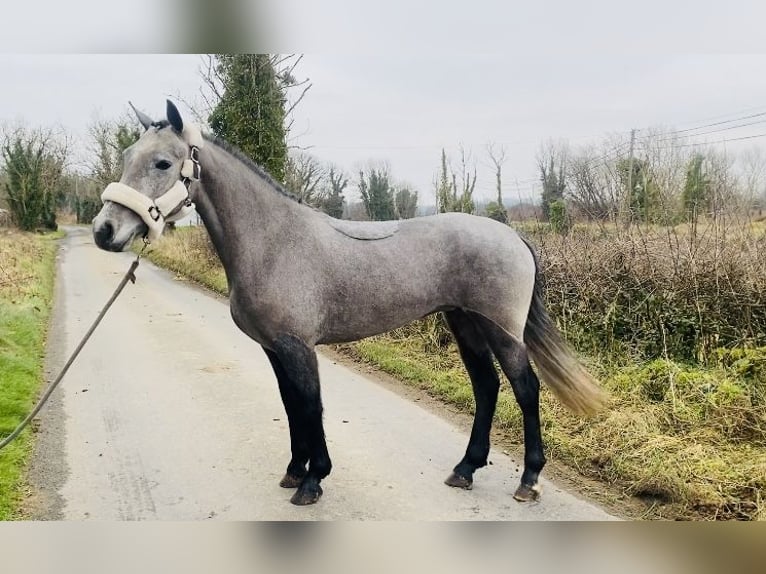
443 310 501 490
472 314 546 502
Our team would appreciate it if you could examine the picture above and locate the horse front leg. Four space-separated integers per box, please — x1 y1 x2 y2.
263 347 309 488
270 335 332 506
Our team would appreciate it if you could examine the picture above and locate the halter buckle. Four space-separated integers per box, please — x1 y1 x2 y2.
148 205 162 222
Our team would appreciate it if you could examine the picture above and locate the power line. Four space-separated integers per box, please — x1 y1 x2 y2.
666 110 766 135
567 108 766 166
581 141 632 167
670 104 766 130
667 131 766 149
575 111 766 168
640 117 766 144
569 129 766 171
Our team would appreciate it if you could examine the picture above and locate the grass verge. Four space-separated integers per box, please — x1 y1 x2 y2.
0 229 61 519
342 336 766 520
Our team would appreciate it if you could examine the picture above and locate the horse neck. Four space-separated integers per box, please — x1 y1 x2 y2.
191 141 313 279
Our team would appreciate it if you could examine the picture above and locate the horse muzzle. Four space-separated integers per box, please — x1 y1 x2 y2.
92 205 146 252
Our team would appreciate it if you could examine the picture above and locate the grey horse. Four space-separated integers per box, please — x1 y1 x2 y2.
93 100 604 506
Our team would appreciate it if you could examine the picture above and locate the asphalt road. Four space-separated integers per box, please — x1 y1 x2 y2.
27 226 613 520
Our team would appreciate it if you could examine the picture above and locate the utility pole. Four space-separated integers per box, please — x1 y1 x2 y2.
624 128 636 228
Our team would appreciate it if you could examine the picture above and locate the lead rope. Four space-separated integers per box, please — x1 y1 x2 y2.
0 238 150 452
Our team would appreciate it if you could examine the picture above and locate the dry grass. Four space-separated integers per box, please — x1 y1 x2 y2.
137 226 228 295
0 231 53 302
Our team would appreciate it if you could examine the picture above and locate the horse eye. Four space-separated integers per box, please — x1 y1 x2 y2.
155 160 172 170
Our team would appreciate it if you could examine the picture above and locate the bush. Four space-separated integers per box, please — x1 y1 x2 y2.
1 128 66 231
485 201 508 223
75 195 102 224
548 199 571 234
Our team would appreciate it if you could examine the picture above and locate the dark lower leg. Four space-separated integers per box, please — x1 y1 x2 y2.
272 336 332 506
444 311 500 490
507 363 546 501
289 409 331 505
280 420 310 488
474 318 546 502
264 348 309 488
446 357 500 488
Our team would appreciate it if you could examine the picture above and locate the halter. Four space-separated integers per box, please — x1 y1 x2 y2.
100 123 203 243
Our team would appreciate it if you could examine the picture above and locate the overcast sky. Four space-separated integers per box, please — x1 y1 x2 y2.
2 54 766 204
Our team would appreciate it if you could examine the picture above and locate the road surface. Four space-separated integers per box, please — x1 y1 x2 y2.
27 226 613 520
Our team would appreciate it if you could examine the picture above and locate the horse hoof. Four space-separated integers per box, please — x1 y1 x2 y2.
279 473 304 489
513 483 541 502
290 485 323 506
444 472 473 490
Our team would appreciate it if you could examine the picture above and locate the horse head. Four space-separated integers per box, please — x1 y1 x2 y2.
92 100 200 251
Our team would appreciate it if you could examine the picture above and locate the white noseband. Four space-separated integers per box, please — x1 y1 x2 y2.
101 180 195 242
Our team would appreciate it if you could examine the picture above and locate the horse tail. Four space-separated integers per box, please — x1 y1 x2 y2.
520 238 606 415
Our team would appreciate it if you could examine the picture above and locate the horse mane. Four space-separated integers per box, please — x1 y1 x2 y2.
152 121 305 205
201 132 306 205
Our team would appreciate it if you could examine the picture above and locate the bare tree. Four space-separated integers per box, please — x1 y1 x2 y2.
271 54 313 143
435 145 476 214
638 128 690 221
318 165 348 218
88 120 121 187
327 166 348 197
566 147 618 220
486 143 508 222
739 146 766 215
457 146 477 213
284 151 325 205
705 148 737 221
394 185 418 219
87 119 139 186
537 139 568 221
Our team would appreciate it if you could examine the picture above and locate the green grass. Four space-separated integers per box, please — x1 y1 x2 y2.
0 229 60 519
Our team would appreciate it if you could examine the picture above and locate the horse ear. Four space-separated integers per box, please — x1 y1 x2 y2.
166 100 184 133
129 101 154 131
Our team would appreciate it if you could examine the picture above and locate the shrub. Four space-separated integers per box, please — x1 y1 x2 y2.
484 201 508 223
75 195 102 224
548 199 571 234
1 128 66 231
